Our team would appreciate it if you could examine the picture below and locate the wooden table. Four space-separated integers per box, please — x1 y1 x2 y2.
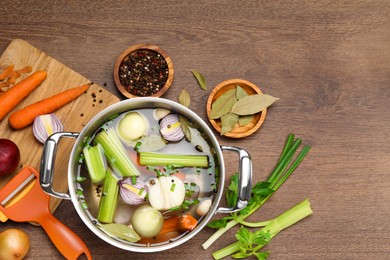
0 1 389 259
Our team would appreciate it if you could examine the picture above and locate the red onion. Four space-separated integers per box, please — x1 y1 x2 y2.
159 114 184 142
33 114 63 144
118 178 148 205
0 139 20 176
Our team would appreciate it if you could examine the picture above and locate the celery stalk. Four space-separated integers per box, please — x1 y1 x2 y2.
95 128 140 177
139 152 209 167
202 134 311 250
212 199 313 260
97 168 119 223
83 143 107 184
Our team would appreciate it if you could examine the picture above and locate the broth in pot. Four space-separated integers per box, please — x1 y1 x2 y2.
75 108 219 245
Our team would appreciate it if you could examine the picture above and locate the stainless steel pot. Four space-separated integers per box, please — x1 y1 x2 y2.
40 97 252 253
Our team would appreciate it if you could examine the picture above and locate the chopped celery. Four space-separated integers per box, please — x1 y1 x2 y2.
83 143 107 184
98 168 119 223
94 128 140 177
139 152 209 168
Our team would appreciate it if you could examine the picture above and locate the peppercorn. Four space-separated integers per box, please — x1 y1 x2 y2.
119 49 169 97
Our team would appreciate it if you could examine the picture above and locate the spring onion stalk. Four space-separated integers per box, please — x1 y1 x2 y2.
212 199 313 259
139 152 209 168
83 143 107 184
94 128 140 177
98 168 120 223
202 134 311 250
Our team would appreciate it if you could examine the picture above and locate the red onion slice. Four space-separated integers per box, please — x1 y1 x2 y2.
33 114 64 144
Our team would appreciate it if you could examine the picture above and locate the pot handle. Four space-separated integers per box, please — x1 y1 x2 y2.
40 132 79 200
216 145 252 214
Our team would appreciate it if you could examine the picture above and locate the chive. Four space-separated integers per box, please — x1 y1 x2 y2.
94 128 140 177
138 188 144 196
131 176 137 185
139 152 209 168
170 183 176 192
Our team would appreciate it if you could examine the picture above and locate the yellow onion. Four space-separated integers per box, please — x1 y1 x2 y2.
0 228 30 260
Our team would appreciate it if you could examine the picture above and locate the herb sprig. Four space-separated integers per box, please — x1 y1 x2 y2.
202 134 311 253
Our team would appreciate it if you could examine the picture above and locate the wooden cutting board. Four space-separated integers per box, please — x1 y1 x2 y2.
0 39 120 215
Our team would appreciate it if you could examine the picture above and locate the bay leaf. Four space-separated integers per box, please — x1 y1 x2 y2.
235 85 248 100
139 134 166 152
179 115 192 141
178 89 191 107
99 223 141 242
231 94 279 115
238 114 254 126
210 89 237 119
191 70 207 90
220 112 239 135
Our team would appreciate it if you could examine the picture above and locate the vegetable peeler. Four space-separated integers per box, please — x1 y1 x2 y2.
0 166 92 260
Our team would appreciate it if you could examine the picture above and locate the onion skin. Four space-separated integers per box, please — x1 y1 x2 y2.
0 139 20 176
0 228 30 260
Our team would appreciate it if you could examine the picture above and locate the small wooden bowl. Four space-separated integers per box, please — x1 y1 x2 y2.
206 79 267 138
114 44 174 98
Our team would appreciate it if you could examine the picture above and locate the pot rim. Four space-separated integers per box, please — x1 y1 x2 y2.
67 97 226 252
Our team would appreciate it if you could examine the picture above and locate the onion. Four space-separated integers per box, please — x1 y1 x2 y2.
131 205 163 238
0 228 30 260
33 114 63 144
118 178 148 205
0 139 20 176
159 114 185 142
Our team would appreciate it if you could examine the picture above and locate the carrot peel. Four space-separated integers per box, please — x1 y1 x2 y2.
8 83 91 129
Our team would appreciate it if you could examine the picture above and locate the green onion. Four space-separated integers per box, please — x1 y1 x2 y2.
97 168 119 223
83 143 107 184
94 128 140 177
139 152 209 168
170 183 176 192
212 199 313 259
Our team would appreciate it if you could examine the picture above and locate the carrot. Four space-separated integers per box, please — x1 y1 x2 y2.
177 214 198 232
8 83 91 129
157 215 198 235
0 70 47 121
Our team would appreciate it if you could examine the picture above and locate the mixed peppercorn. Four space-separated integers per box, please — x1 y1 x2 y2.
119 49 169 97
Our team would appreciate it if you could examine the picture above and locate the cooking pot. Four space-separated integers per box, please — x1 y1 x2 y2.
39 97 252 253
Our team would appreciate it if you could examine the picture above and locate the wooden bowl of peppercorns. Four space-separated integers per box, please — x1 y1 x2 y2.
114 44 174 98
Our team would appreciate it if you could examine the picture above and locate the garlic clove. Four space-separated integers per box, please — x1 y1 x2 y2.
196 198 212 216
159 114 185 142
33 114 64 144
119 178 148 205
153 108 171 120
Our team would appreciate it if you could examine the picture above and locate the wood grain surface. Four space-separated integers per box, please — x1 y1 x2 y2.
0 1 389 259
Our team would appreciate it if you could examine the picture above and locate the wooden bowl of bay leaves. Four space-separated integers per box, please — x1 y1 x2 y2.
206 79 278 138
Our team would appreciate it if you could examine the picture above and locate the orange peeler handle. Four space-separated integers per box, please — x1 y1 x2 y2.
38 211 92 260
